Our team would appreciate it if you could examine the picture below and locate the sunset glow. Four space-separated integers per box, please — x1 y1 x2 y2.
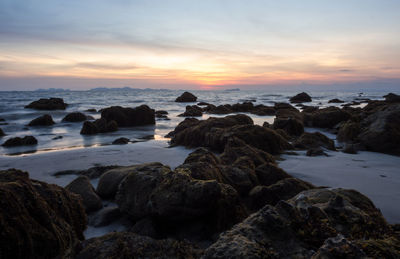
1 0 399 90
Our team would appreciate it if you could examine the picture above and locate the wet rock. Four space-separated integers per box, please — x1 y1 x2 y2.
179 105 203 117
0 128 4 137
112 137 129 145
165 117 199 138
130 218 159 238
0 169 86 259
62 112 87 122
255 163 292 186
175 91 197 102
75 232 201 259
2 136 38 147
52 135 63 140
101 105 155 127
249 178 314 210
312 235 367 258
328 98 345 103
384 93 400 103
337 120 361 143
155 110 168 118
342 144 358 154
204 188 392 258
66 176 103 213
251 105 276 116
294 132 335 151
358 103 400 155
197 102 210 106
303 106 351 128
86 108 97 112
89 206 121 227
25 97 68 110
273 117 304 136
171 115 291 154
80 119 118 135
290 92 312 103
306 147 328 156
79 165 121 179
28 114 55 126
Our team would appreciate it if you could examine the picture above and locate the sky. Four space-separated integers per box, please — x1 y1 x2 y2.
0 0 399 90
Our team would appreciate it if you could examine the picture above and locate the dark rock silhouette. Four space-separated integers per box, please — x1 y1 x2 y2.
289 92 312 103
175 91 197 102
25 98 68 110
2 136 37 147
63 112 87 122
28 114 55 126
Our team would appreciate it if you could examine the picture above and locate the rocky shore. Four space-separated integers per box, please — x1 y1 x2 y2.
1 92 400 258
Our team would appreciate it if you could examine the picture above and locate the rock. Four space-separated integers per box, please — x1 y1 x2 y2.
66 176 103 213
0 118 4 121
25 97 68 110
62 112 87 122
251 105 276 116
273 117 304 136
171 115 291 154
155 110 168 115
337 120 360 143
2 136 38 147
306 147 328 156
130 218 159 238
384 93 400 103
96 164 148 199
75 232 201 259
175 91 197 102
86 108 97 112
0 169 86 259
249 178 314 210
197 102 210 106
342 144 358 154
165 117 199 138
89 206 121 227
290 92 312 103
115 163 246 236
303 106 351 128
254 163 292 186
312 235 367 258
112 137 129 145
179 105 203 117
80 119 118 135
79 165 121 179
52 135 63 140
358 103 400 155
204 188 393 258
0 128 4 137
294 132 335 151
328 98 345 103
101 105 155 127
155 110 169 119
28 114 55 126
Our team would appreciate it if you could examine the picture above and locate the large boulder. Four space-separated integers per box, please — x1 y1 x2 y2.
62 112 87 122
294 132 335 151
384 93 400 103
179 105 203 117
0 169 87 259
303 106 351 128
28 114 55 126
273 117 304 136
115 163 246 236
170 115 291 154
290 92 312 103
75 232 201 259
203 188 396 258
337 120 361 143
175 91 197 102
358 103 400 155
101 105 155 127
25 98 67 110
66 176 103 213
2 136 37 147
80 119 118 135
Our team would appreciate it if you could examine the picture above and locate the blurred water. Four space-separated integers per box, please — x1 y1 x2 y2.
0 89 386 156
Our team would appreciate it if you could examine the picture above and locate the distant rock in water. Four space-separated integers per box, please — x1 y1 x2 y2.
289 92 312 103
25 97 68 110
178 105 203 117
101 105 155 127
0 169 86 259
112 137 129 145
62 112 87 122
328 98 345 103
28 114 55 126
384 93 400 103
80 119 118 135
0 128 4 137
175 91 197 102
2 136 38 147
